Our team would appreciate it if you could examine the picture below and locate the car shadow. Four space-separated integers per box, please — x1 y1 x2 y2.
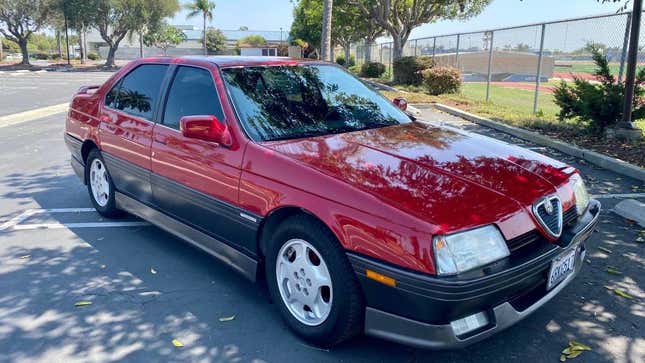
0 166 642 362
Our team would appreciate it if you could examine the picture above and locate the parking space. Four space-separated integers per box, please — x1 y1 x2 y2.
0 72 642 362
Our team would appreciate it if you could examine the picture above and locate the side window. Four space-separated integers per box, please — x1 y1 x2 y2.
109 64 168 120
105 79 122 108
162 66 225 130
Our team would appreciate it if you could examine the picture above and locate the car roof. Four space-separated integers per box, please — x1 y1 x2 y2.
178 55 324 67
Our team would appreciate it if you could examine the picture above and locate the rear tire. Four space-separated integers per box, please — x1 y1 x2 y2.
265 214 364 347
85 149 122 218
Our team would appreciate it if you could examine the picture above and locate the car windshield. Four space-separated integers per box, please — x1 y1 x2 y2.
221 64 410 141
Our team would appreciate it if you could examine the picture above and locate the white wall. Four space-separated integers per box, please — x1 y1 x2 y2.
240 48 262 56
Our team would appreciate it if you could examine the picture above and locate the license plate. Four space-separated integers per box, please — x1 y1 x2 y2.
547 249 576 290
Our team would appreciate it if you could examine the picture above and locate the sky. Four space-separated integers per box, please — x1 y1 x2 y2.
172 0 625 38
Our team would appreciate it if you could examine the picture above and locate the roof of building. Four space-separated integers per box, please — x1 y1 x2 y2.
179 56 321 67
180 28 289 42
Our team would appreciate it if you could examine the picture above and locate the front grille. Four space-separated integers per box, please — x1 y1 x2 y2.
534 196 563 237
563 207 578 227
506 230 542 252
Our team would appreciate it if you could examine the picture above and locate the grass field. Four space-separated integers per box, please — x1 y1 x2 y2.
383 82 645 135
554 61 622 76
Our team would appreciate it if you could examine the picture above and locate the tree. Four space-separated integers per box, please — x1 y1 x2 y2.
237 35 267 48
185 0 215 55
143 22 185 55
204 28 226 54
351 0 490 62
238 26 248 31
53 0 100 64
332 0 365 66
320 0 332 61
92 0 179 67
0 0 51 65
290 0 323 52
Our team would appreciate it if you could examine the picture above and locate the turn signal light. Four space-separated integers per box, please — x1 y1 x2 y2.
366 269 396 287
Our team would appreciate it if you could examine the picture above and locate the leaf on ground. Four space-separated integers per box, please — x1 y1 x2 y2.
560 354 567 362
172 339 184 347
613 288 634 299
97 237 104 241
636 236 644 243
19 255 30 259
598 246 612 254
219 315 235 322
568 350 583 358
100 264 106 269
74 300 92 307
569 340 591 351
606 267 622 275
150 267 157 274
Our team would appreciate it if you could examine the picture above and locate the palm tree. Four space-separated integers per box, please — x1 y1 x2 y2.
185 0 216 55
321 0 333 61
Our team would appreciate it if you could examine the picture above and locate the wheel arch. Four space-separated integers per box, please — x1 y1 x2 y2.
257 205 341 259
81 139 99 164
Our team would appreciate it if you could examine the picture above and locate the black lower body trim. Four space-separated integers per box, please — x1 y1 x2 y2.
115 192 258 281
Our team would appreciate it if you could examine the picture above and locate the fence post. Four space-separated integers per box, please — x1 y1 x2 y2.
380 43 383 64
486 31 494 102
533 24 546 114
618 12 632 82
455 34 460 69
432 37 436 60
414 39 418 56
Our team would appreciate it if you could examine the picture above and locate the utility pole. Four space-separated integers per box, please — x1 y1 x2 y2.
619 0 643 140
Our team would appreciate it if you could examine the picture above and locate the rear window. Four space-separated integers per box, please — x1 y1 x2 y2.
105 64 168 120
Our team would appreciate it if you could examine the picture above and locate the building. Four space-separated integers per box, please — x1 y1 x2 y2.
85 26 289 60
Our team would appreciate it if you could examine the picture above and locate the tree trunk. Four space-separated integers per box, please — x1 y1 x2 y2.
18 39 29 65
139 32 144 58
364 38 374 63
79 29 85 64
203 13 207 55
344 45 351 67
105 45 117 67
392 35 403 62
56 30 62 58
321 0 333 61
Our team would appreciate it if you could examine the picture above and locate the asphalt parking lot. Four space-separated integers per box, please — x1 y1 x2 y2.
0 70 643 363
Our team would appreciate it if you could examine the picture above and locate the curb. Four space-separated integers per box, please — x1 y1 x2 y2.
432 103 645 182
613 199 645 227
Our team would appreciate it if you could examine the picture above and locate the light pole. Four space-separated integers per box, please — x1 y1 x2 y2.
619 0 643 140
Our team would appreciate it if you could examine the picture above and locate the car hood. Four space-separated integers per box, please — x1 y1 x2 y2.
260 122 575 234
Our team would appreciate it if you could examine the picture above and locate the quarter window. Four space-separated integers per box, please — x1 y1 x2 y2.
162 66 225 130
106 64 168 120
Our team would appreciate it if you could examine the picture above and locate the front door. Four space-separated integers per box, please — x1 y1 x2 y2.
151 65 255 255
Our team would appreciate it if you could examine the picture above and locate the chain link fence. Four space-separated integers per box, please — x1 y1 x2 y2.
350 11 641 115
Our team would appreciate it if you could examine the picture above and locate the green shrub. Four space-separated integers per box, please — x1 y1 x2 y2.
50 54 61 60
553 44 645 134
419 66 461 95
360 61 386 78
87 53 99 61
32 52 49 60
348 65 361 74
393 56 435 85
335 54 355 67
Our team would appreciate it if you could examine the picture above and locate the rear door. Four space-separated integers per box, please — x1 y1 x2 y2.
100 64 169 204
151 65 256 255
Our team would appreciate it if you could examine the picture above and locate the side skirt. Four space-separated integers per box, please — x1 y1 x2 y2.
115 192 258 281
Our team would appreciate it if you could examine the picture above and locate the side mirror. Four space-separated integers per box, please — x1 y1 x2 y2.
392 97 408 111
180 115 232 146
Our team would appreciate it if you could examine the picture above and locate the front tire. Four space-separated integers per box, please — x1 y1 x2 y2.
86 149 121 218
265 214 364 347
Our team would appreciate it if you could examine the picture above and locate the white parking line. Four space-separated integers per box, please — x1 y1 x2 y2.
0 103 69 129
0 208 150 232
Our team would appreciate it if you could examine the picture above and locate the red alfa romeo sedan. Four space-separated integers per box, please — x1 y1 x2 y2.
65 56 600 349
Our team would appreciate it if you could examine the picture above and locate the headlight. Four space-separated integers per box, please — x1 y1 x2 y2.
433 225 510 276
570 173 590 215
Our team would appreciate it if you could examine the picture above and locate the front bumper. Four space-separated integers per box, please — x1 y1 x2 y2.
349 199 600 349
